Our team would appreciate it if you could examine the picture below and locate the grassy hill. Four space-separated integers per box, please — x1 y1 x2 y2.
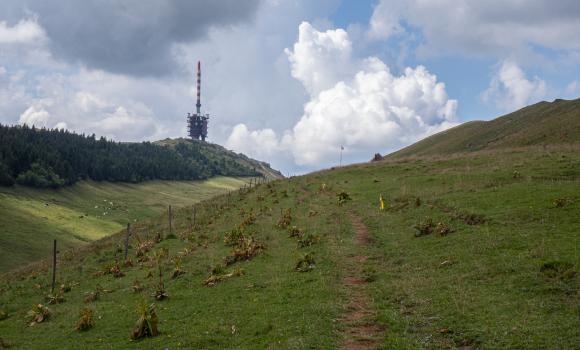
0 177 256 272
0 125 283 188
389 98 580 158
1 146 577 348
154 138 284 179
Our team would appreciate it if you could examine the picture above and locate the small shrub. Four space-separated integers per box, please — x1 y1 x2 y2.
26 304 51 326
102 260 124 278
152 283 168 301
211 263 226 276
0 310 8 321
512 170 521 179
231 267 245 277
287 226 303 238
241 212 257 227
59 283 72 294
224 236 265 266
435 222 454 236
295 252 316 272
552 198 571 208
414 197 422 207
170 257 185 279
152 248 168 299
204 267 245 287
414 218 435 237
337 192 351 206
131 302 159 340
75 308 94 331
298 233 319 248
84 284 110 303
84 291 99 303
136 241 154 257
276 208 292 229
203 274 224 286
45 291 65 305
224 227 245 246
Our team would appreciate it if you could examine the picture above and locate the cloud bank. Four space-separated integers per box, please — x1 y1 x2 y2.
227 22 457 170
368 0 580 56
0 0 260 77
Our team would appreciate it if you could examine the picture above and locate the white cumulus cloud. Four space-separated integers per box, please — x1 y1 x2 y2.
285 22 354 96
0 18 46 45
227 22 457 170
19 103 51 126
483 60 547 111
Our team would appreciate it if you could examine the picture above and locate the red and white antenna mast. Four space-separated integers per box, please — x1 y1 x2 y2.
196 61 201 115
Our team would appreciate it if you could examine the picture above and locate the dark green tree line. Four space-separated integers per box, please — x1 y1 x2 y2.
0 124 259 188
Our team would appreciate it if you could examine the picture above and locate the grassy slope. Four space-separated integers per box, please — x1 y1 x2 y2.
0 177 252 271
1 147 578 349
390 98 580 158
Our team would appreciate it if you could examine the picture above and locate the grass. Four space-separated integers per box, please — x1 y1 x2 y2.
0 146 578 349
0 177 254 271
390 97 580 158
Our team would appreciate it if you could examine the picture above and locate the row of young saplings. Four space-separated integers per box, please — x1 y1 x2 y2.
1 182 263 342
11 196 232 343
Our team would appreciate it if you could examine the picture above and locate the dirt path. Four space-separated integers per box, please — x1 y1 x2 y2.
340 214 385 350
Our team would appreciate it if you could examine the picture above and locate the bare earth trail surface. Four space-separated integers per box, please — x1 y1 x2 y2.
340 213 385 349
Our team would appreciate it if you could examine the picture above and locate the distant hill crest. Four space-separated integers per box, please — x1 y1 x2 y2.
388 97 580 158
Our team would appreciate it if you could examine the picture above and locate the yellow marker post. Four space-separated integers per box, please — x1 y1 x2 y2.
379 194 385 211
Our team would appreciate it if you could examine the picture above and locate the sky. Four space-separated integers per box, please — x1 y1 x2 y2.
0 0 579 175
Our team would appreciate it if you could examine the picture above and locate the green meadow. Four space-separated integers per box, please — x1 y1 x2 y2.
0 177 252 271
0 146 577 349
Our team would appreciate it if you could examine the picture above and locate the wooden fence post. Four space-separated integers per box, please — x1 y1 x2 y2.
51 239 57 293
168 205 173 236
124 223 130 261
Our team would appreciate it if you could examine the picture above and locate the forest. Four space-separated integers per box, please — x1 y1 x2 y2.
0 124 260 188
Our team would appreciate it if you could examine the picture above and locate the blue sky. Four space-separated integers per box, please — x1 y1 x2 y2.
0 0 579 174
329 0 579 122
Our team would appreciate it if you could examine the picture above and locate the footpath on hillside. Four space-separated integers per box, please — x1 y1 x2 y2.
340 213 385 349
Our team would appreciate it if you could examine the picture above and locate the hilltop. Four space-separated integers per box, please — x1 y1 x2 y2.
154 138 283 179
389 97 580 158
